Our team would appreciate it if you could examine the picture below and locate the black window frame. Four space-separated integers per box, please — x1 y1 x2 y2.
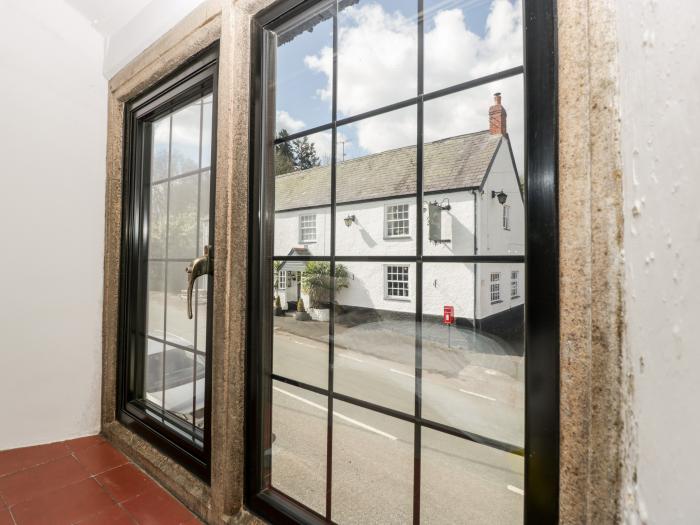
117 43 220 481
246 0 559 523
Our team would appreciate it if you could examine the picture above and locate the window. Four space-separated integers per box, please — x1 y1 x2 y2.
385 265 409 299
503 204 511 230
118 47 218 479
385 203 410 238
490 272 501 303
299 214 316 243
511 270 519 298
250 0 559 522
278 270 286 290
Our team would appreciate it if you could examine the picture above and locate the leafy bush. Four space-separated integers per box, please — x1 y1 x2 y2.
296 297 306 313
301 262 349 308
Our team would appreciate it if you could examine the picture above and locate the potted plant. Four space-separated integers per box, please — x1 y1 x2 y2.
301 261 349 321
294 297 311 321
274 295 285 317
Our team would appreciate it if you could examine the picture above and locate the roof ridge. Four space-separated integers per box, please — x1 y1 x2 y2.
275 129 494 178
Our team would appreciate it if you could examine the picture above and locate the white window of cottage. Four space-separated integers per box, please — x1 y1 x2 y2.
299 214 317 243
385 265 410 299
503 204 511 230
490 272 501 303
511 270 519 298
385 203 410 238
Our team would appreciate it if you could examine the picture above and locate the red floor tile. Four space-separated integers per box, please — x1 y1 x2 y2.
65 435 105 453
0 508 13 525
0 455 89 506
0 442 70 477
121 486 196 525
75 504 135 525
10 478 114 525
96 463 158 503
74 442 129 476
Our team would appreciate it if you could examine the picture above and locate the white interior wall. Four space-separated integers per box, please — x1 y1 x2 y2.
0 0 107 449
617 0 700 522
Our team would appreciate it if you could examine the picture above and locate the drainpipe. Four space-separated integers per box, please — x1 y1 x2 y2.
472 189 478 328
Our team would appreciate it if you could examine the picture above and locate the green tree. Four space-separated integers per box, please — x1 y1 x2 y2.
292 135 320 170
274 129 295 175
301 262 349 308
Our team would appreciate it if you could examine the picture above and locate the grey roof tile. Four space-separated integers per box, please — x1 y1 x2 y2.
275 130 502 211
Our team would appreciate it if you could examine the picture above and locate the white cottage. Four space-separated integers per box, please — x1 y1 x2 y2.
274 94 524 334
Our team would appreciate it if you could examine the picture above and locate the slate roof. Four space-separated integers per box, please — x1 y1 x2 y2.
275 130 504 212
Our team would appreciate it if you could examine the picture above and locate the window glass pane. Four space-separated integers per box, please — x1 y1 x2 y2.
201 95 213 169
148 182 167 258
145 338 164 407
332 401 413 524
165 264 194 349
273 1 334 135
271 380 327 514
334 262 415 414
337 0 417 117
167 174 199 260
336 106 416 256
170 101 202 176
423 77 524 256
274 131 332 256
273 261 329 390
421 428 524 524
161 346 198 425
151 116 170 182
421 263 524 447
147 262 165 337
424 0 523 93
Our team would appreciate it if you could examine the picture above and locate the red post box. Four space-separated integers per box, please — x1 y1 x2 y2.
443 305 455 325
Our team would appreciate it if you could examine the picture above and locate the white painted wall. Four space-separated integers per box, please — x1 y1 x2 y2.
617 0 700 522
0 1 107 449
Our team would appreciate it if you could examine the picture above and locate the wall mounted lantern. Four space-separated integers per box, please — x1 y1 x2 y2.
492 190 508 205
344 214 356 227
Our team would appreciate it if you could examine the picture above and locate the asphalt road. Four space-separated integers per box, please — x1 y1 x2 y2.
271 329 525 524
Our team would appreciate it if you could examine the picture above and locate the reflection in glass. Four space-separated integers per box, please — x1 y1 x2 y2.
148 182 167 258
147 263 165 338
167 174 199 260
271 380 327 514
273 131 332 257
201 95 213 168
161 346 205 426
171 101 202 176
332 400 413 524
334 262 415 414
422 263 524 446
165 264 194 348
424 0 523 93
274 1 334 134
336 106 416 256
151 116 170 182
337 0 417 117
145 338 164 407
421 428 524 525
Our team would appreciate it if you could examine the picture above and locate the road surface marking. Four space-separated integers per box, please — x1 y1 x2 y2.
459 389 497 402
507 485 524 496
293 339 317 348
389 368 415 378
273 386 397 441
338 352 364 363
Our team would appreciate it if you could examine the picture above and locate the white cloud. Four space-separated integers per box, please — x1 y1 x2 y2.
276 110 306 133
304 0 524 173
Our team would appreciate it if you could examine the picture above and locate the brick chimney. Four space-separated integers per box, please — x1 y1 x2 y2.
489 92 507 135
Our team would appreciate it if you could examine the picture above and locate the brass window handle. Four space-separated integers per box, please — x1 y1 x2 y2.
185 245 213 319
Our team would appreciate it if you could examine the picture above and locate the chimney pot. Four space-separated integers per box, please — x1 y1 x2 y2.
489 93 507 135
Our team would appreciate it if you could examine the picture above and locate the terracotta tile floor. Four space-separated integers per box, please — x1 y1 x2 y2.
0 436 203 525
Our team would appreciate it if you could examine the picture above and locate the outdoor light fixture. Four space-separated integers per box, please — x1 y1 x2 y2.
344 214 356 227
492 190 508 205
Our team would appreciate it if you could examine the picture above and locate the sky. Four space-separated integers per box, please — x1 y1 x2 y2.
274 0 524 174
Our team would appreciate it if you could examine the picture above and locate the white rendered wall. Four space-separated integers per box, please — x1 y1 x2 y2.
0 1 107 449
617 0 700 522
